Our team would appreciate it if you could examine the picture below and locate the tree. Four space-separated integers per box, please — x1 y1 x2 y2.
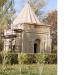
0 0 15 51
0 0 7 7
42 10 57 52
28 0 47 16
0 0 15 30
0 0 15 28
48 10 57 52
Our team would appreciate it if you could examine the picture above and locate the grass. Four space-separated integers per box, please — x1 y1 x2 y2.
0 64 57 75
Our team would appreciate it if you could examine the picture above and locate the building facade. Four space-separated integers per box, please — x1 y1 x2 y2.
4 3 51 53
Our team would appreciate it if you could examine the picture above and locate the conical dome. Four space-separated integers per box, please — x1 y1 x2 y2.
12 3 43 25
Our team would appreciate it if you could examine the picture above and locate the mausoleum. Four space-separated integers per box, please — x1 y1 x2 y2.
4 3 51 53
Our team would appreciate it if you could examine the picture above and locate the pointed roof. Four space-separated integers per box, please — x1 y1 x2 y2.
12 3 43 25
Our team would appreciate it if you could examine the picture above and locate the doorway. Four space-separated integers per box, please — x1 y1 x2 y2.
34 39 40 53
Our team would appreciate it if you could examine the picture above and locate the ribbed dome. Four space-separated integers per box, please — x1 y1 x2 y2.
12 3 43 25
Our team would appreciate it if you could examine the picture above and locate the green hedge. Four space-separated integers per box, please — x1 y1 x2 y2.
45 53 57 64
0 52 57 64
35 53 48 64
28 54 36 64
11 53 18 64
18 53 28 64
0 52 2 64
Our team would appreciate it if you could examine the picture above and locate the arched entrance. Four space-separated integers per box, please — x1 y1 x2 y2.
34 39 40 53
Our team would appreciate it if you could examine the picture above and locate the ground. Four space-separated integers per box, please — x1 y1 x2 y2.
0 64 57 75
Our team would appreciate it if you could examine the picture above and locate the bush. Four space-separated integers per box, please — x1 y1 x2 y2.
18 53 28 64
0 52 2 64
28 54 36 64
2 51 12 64
45 53 57 64
51 50 57 53
11 53 18 64
0 51 18 64
51 45 57 53
35 53 47 64
0 52 57 64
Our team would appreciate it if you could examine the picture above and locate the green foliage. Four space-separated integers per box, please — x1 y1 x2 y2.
45 53 57 64
0 52 3 64
35 53 47 64
0 64 57 75
18 53 28 64
0 52 57 64
0 37 3 51
2 50 12 64
0 0 7 7
0 17 8 30
28 54 36 64
11 53 18 64
0 0 15 51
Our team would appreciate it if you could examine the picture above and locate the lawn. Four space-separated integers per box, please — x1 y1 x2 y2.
0 64 57 75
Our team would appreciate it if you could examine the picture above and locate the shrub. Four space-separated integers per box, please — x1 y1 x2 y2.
0 52 2 64
0 51 18 64
28 54 36 64
0 52 57 64
51 45 57 53
45 53 57 64
51 50 57 53
11 53 18 64
35 53 47 64
18 53 28 64
2 51 12 64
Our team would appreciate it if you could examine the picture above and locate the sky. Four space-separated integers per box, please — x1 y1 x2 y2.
41 0 57 13
14 0 57 14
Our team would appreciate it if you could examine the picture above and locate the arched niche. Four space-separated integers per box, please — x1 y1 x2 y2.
34 39 40 53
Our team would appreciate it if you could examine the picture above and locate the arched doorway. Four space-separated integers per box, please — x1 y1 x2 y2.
34 39 40 53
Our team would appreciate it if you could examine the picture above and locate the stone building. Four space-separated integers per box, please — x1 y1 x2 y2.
4 3 51 53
